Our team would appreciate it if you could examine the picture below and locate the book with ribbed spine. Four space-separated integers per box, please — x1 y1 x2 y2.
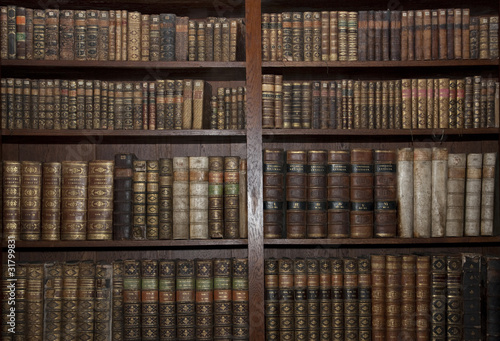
278 258 294 340
294 258 309 340
45 79 55 129
94 261 112 341
373 150 397 237
189 157 209 239
431 147 449 237
160 13 176 61
132 82 143 130
413 148 432 238
331 258 344 340
343 257 359 340
485 256 500 340
155 80 165 129
469 16 479 59
120 10 128 61
113 153 136 240
265 258 279 340
478 16 489 59
76 260 96 340
43 262 63 341
67 80 77 129
446 255 463 339
285 150 307 238
195 259 214 340
232 258 249 339
132 160 147 240
61 161 87 240
123 82 134 129
431 255 447 341
207 156 224 239
33 9 46 60
446 153 467 237
61 261 79 339
262 13 270 61
14 7 26 59
126 11 140 61
97 10 110 61
464 153 482 236
20 161 41 241
123 260 141 340
173 157 190 239
214 258 232 339
146 82 155 130
176 259 196 340
481 152 497 236
99 80 108 129
158 259 176 339
307 258 320 339
416 255 430 341
263 149 284 239
146 160 159 240
43 9 58 60
174 79 184 129
327 150 350 238
1 6 8 60
149 14 160 61
318 258 331 340
13 78 24 129
21 78 31 128
456 78 465 128
41 162 61 240
188 20 197 61
111 260 124 340
159 158 173 239
175 16 189 61
165 79 175 129
224 156 240 238
53 79 62 129
84 9 98 60
350 149 374 238
422 10 431 60
75 79 85 129
462 253 482 340
262 74 275 128
385 255 401 340
73 10 87 60
454 9 462 59
396 148 413 238
400 255 416 341
141 259 159 340
357 257 371 341
305 150 327 238
87 160 114 240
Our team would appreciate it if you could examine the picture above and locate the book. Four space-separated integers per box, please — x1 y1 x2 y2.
285 150 307 238
306 150 327 238
173 157 189 239
331 258 344 340
123 260 141 340
146 160 159 239
111 260 124 340
373 150 397 237
464 153 482 236
149 14 160 61
278 258 294 340
446 255 463 340
76 260 96 340
159 158 173 239
127 11 140 61
159 14 176 61
141 259 159 339
176 259 196 340
61 161 88 241
416 255 431 341
385 255 401 340
431 255 447 340
132 160 147 240
74 10 86 60
189 156 209 239
327 150 350 238
182 79 193 129
265 258 279 340
481 152 497 236
306 258 320 339
224 156 240 238
431 147 448 237
446 153 467 237
87 160 114 240
344 257 359 340
214 258 232 339
6 6 16 59
462 253 482 340
371 254 385 341
43 262 62 341
158 259 176 339
318 258 332 340
484 256 500 340
15 7 26 60
61 261 79 339
232 257 249 339
94 261 112 341
20 161 42 241
400 255 416 341
41 162 61 240
113 153 136 240
263 149 285 239
175 16 189 61
413 148 432 238
195 258 214 340
350 148 374 238
0 6 8 60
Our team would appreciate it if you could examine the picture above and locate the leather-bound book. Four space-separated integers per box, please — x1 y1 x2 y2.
464 153 482 236
146 160 159 239
120 10 128 61
0 6 8 60
75 79 85 129
43 262 63 340
446 153 466 237
32 9 45 60
307 150 327 238
87 160 114 240
430 255 447 341
469 16 479 59
303 12 313 62
195 259 214 340
229 19 239 62
454 9 462 59
214 258 232 339
148 14 160 61
107 10 116 61
415 255 430 341
461 253 482 340
141 259 159 340
446 255 463 340
484 256 500 340
208 156 224 238
189 157 209 239
263 149 285 239
347 11 358 62
181 79 193 129
422 10 431 60
327 11 338 61
38 79 47 130
20 161 41 241
192 79 209 129
431 147 448 237
160 13 176 61
353 81 361 129
350 148 374 238
159 158 173 239
61 161 88 240
173 156 190 239
281 12 292 61
123 260 141 340
176 259 196 340
239 159 247 238
22 79 32 128
472 76 482 128
291 82 302 128
411 78 418 129
327 150 350 238
343 257 359 341
76 261 96 340
446 8 455 60
318 258 332 340
390 11 402 61
224 156 240 238
41 162 61 240
413 148 432 238
285 150 307 238
111 260 124 340
94 261 113 340
67 79 77 129
278 258 294 340
265 258 280 339
158 259 176 339
262 74 275 128
123 82 134 129
357 11 368 61
291 12 303 61
407 10 415 61
320 81 330 129
373 150 397 237
132 82 142 130
414 10 424 61
337 11 348 61
205 20 214 61
113 153 136 240
462 9 470 59
330 258 344 341
221 19 231 62
306 259 320 339
281 81 292 128
197 21 206 61
456 78 465 128
320 11 330 62
464 76 473 128
448 79 458 128
394 80 403 129
301 82 312 129
132 160 147 240
489 16 499 60
13 78 23 130
401 79 411 129
400 11 409 61
481 152 497 236
126 11 140 61
273 76 283 129
45 79 55 129
431 10 439 60
155 79 165 129
478 16 489 59
139 14 150 61
146 82 155 130
26 263 44 339
213 20 222 62
400 255 416 341
385 255 401 341
44 9 59 61
232 258 249 339
437 9 447 60
61 261 79 339
174 16 188 61
487 79 496 128
357 257 371 341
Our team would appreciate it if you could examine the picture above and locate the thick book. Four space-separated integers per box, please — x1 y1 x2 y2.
416 255 431 341
159 158 173 239
484 256 500 340
307 150 327 238
127 11 140 61
232 258 249 339
98 11 110 61
123 260 141 340
43 262 63 341
431 147 449 237
20 161 42 241
160 13 176 61
141 259 159 340
446 153 467 237
400 255 416 341
173 156 190 239
158 259 176 339
285 150 307 238
481 152 497 236
7 6 16 59
224 156 240 238
327 150 350 238
350 148 374 238
195 258 214 340
113 153 137 240
41 162 61 240
176 259 196 340
464 153 482 236
263 149 285 239
175 16 189 61
61 161 88 240
462 253 482 340
94 261 113 341
413 148 432 238
214 258 232 339
385 255 401 340
446 255 463 340
76 260 96 340
61 261 79 340
32 9 46 60
15 7 26 60
189 156 209 239
208 156 224 238
44 9 59 60
131 160 147 240
87 160 114 240
146 160 159 239
373 150 397 237
265 258 279 340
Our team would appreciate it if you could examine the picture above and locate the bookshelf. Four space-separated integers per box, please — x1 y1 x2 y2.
0 0 499 340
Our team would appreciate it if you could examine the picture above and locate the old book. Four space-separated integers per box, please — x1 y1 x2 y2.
329 11 338 61
43 9 58 61
148 14 160 61
343 257 359 340
73 10 87 60
140 259 159 340
430 255 447 341
120 10 128 61
400 255 416 341
113 153 136 240
331 258 344 340
431 10 439 60
239 159 247 239
422 10 431 60
127 11 140 61
415 255 431 341
464 153 482 236
390 11 402 61
107 10 116 61
188 157 209 239
263 14 272 62
437 9 447 60
43 262 63 340
176 259 196 340
303 12 313 62
472 76 482 128
158 158 173 239
307 150 327 238
479 16 489 59
138 14 150 61
431 147 448 237
327 150 350 238
449 79 458 128
172 16 188 61
25 264 44 339
213 258 232 339
280 12 292 61
470 16 479 59
75 79 85 129
193 80 208 129
262 74 275 128
84 80 94 129
20 161 42 241
357 11 368 61
306 258 320 339
301 82 312 129
385 255 401 340
61 261 79 339
265 258 279 340
487 79 496 128
350 148 374 238
67 80 77 129
221 19 231 62
41 162 61 240
481 152 497 236
317 258 332 340
413 148 432 238
454 9 463 59
145 160 159 240
96 10 110 61
406 10 415 61
446 255 463 340
456 78 465 128
207 156 224 239
173 157 189 239
279 258 294 340
132 160 147 239
224 156 240 238
0 6 8 60
446 153 467 237
45 79 55 129
160 13 176 61
373 150 397 237
61 161 87 240
347 11 358 62
285 150 307 238
122 82 134 129
196 20 206 61
490 16 499 60
123 260 141 340
462 9 471 59
291 12 303 61
76 261 95 340
6 6 16 59
111 260 124 340
15 7 26 60
85 10 99 60
32 9 45 59
158 259 176 339
370 255 385 341
484 256 500 340
94 261 112 341
3 161 21 240
232 258 249 339
463 76 473 128
87 160 114 240
263 149 285 239
194 259 214 340
414 10 424 61
446 8 455 59
462 253 483 340
22 79 31 128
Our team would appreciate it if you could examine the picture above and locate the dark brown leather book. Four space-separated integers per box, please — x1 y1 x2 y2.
446 8 455 59
197 20 206 61
281 12 292 61
61 161 88 240
347 11 358 62
446 255 463 340
330 258 344 340
301 12 312 62
390 11 401 61
462 9 471 59
76 260 96 340
357 257 371 341
158 259 176 339
292 12 304 61
132 82 142 130
224 156 240 238
414 10 424 61
401 255 416 341
489 15 499 60
205 20 214 61
358 11 368 61
320 81 329 129
41 162 61 241
94 261 112 340
422 10 431 60
208 156 224 238
111 260 124 340
239 159 247 239
44 9 59 60
87 160 114 240
311 81 321 129
20 161 41 241
407 10 415 61
132 160 147 240
318 258 331 340
262 74 275 128
232 257 249 339
301 82 312 129
265 258 279 340
371 254 385 341
385 255 401 340
263 149 285 239
430 255 447 341
454 9 462 59
195 259 214 340
146 160 159 240
1 6 9 60
343 257 358 340
438 9 447 60
431 10 439 60
285 150 307 238
416 255 430 341
174 16 188 61
307 150 327 238
60 261 79 339
456 79 465 128
140 14 150 61
213 258 232 339
350 149 374 238
176 259 196 340
279 258 294 340
86 10 99 61
327 150 350 238
43 262 63 340
329 11 338 61
127 11 140 61
338 11 348 61
462 253 482 340
373 150 397 237
158 158 173 239
470 16 479 59
155 79 165 129
141 259 159 340
113 153 137 240
485 256 500 340
15 7 26 59
33 9 45 60
22 79 31 129
25 263 44 339
173 157 189 239
123 260 141 340
147 81 155 130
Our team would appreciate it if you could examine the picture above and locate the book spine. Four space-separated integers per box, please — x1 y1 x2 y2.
173 157 190 239
462 253 482 340
264 258 279 340
327 150 350 238
120 10 127 61
431 147 449 237
111 261 124 340
485 256 500 340
94 261 113 341
97 11 110 61
149 14 160 61
490 16 499 60
286 150 307 238
350 148 374 238
464 153 482 236
158 259 176 339
61 261 79 339
127 11 140 61
158 158 173 239
454 9 463 59
214 258 232 339
7 6 16 59
175 16 189 61
396 148 413 238
224 156 240 238
401 255 416 341
416 255 430 341
385 255 401 340
123 82 134 129
41 162 61 240
462 9 471 59
371 255 385 341
446 153 467 237
84 80 94 129
123 260 141 340
279 258 294 340
306 150 327 238
132 160 147 239
61 161 88 241
413 148 432 238
338 11 348 61
59 79 69 129
13 78 23 129
189 156 209 239
481 152 496 236
344 257 359 340
470 16 479 59
263 149 285 239
141 259 159 339
173 79 184 129
390 11 401 61
76 261 95 340
74 10 86 61
456 78 465 128
1 6 8 60
373 150 397 237
438 9 447 59
446 255 463 340
431 10 439 60
195 259 214 340
3 161 21 240
430 255 447 341
232 258 249 339
20 161 42 241
449 79 458 128
239 159 247 239
87 162 113 243
446 8 455 59
306 258 320 339
76 79 85 129
146 160 159 240
331 258 344 340
421 10 431 60
44 9 59 60
479 16 489 59
197 21 206 61
43 262 63 340
113 153 136 240
15 7 26 60
176 259 196 340
319 258 332 340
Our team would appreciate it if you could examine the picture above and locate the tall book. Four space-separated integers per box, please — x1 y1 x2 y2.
385 255 401 340
462 253 482 340
132 160 147 240
430 255 447 341
43 262 63 341
141 259 159 340
176 259 196 340
41 162 61 240
111 260 124 340
76 260 96 340
20 161 42 241
1 164 20 240
350 148 374 238
343 257 359 340
265 258 279 340
263 149 285 239
306 258 320 339
484 256 500 340
159 158 173 239
208 156 224 239
160 13 176 61
189 156 209 239
331 258 344 341
214 258 232 339
94 261 113 341
123 259 141 340
195 258 214 340
327 150 350 238
44 9 59 60
98 11 110 61
149 14 160 61
464 153 482 236
175 16 189 61
146 160 159 240
373 149 397 237
307 150 327 238
232 258 249 339
293 257 308 339
113 153 137 240
158 259 176 339
127 11 140 61
319 258 332 341
12 263 26 338
400 255 416 341
32 9 45 60
87 160 114 240
481 152 497 236
26 264 44 338
413 148 432 238
279 258 294 340
224 156 240 238
431 147 448 237
61 261 80 340
285 150 307 238
182 79 193 129
1 6 8 60
173 157 190 239
61 161 88 241
446 153 467 237
446 255 463 340
415 255 431 341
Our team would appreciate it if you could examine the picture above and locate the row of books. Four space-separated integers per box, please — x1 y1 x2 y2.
263 148 497 239
1 154 248 242
265 254 500 341
1 258 249 341
0 77 247 130
0 6 244 62
262 74 500 129
262 9 499 62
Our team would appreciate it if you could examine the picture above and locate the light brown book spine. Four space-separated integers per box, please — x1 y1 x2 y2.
464 153 482 236
132 160 146 239
209 156 225 239
61 161 88 240
446 153 467 237
149 14 160 61
401 255 416 341
373 150 397 238
371 254 386 341
422 10 432 60
438 9 447 59
175 16 189 61
159 158 173 239
146 160 159 239
20 161 42 241
173 156 190 239
413 148 432 238
42 162 61 240
127 11 140 61
189 156 209 239
416 255 431 341
385 255 402 340
481 152 497 236
431 147 448 237
192 80 205 129
224 156 240 238
140 14 150 61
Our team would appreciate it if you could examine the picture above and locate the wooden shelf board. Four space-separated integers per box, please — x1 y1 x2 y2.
1 129 246 137
262 128 499 136
1 60 246 69
263 59 499 68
